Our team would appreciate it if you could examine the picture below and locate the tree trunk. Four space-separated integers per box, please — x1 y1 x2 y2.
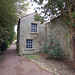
70 29 75 61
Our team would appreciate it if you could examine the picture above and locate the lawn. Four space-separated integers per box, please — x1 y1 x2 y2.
25 54 39 59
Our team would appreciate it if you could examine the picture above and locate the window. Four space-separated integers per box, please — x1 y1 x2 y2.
26 39 33 49
31 23 37 32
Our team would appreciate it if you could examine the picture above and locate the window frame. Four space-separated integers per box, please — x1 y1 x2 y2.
31 23 37 33
26 39 33 49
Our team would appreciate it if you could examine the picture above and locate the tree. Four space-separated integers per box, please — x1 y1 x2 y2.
0 0 28 51
34 0 75 60
15 0 29 17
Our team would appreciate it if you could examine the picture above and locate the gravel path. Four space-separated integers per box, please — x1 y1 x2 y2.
0 44 54 75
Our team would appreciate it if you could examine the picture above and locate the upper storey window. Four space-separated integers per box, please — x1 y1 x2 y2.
31 23 37 32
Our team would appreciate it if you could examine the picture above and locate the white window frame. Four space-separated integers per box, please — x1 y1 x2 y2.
31 23 37 32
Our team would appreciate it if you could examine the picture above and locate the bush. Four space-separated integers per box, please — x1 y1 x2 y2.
50 43 64 58
0 42 8 51
0 31 15 51
42 34 64 59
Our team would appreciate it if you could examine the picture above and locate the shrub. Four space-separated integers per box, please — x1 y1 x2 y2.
49 43 64 58
42 34 64 59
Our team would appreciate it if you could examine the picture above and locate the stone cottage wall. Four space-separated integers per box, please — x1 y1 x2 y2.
46 17 73 60
18 13 45 55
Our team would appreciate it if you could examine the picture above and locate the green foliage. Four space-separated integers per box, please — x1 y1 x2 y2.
0 41 9 51
50 43 64 58
72 13 75 19
42 34 64 58
15 0 29 17
34 0 75 28
34 14 44 24
25 55 39 59
0 0 28 51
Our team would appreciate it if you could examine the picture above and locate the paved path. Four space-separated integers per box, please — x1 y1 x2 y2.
0 44 54 75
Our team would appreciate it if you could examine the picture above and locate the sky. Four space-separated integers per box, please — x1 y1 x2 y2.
27 0 48 14
14 25 17 33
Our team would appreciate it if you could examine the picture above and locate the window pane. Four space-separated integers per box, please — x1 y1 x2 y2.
26 39 33 49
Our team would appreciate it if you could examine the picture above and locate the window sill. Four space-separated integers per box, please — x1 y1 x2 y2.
30 32 39 35
25 48 34 51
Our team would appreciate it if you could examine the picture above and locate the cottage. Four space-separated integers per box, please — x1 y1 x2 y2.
17 13 73 60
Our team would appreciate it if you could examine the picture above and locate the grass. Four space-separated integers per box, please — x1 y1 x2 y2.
25 55 39 59
8 45 11 48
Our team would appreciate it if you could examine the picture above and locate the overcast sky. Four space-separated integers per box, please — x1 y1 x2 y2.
27 0 48 14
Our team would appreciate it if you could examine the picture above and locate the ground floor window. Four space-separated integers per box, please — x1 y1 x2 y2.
26 39 33 49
